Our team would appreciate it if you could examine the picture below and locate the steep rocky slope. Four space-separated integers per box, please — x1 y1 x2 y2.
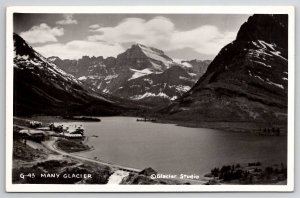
13 33 123 115
161 14 288 125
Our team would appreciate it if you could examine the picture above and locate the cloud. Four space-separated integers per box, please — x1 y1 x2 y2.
20 23 64 44
56 14 78 25
88 16 236 56
34 40 124 59
89 24 101 30
171 26 236 55
88 17 174 46
31 16 238 60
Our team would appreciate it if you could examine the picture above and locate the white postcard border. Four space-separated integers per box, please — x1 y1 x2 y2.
6 6 295 192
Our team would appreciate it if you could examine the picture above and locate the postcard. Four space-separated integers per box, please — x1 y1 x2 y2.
6 6 295 192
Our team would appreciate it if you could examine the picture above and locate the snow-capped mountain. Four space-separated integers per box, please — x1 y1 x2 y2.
115 43 175 72
176 59 211 79
13 33 123 115
161 14 288 123
116 66 195 103
48 44 210 104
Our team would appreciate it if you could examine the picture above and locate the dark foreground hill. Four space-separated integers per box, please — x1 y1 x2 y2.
13 33 124 116
160 14 288 126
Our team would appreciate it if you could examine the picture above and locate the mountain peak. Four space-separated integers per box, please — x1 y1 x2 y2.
163 14 288 123
13 33 121 115
132 43 166 56
13 32 36 58
236 14 288 49
135 43 145 48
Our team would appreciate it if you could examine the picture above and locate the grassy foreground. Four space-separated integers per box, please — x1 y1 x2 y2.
55 138 91 153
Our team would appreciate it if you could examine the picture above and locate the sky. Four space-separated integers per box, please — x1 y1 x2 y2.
14 13 250 60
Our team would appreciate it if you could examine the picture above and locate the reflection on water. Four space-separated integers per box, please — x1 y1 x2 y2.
58 117 287 175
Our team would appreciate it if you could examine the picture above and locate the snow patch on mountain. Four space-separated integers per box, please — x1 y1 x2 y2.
103 88 110 93
257 40 276 51
181 62 193 68
16 54 29 60
175 85 191 93
173 59 183 64
78 76 87 80
188 72 197 76
252 73 284 89
15 49 80 85
250 40 287 62
128 68 153 80
144 78 153 84
105 74 118 81
179 76 191 81
270 50 287 61
170 96 178 100
138 44 174 68
78 75 102 81
251 60 272 68
47 56 59 62
30 60 41 66
131 92 171 100
253 74 265 82
266 80 284 89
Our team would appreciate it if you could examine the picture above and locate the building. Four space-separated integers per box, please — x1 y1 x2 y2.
49 123 64 132
19 129 46 142
63 133 83 139
29 121 42 128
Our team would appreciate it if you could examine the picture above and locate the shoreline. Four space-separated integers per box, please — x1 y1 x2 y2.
13 116 287 185
53 136 287 186
45 137 206 184
43 137 141 173
49 137 206 184
156 119 288 134
19 115 288 135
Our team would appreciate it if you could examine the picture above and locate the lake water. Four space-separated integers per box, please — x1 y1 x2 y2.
58 117 287 176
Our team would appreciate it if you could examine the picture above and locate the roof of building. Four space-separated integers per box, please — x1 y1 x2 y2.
19 129 45 135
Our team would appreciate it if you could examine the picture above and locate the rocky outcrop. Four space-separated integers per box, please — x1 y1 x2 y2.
13 33 123 116
161 14 288 124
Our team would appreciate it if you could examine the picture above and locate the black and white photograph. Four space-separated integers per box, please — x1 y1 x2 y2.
6 6 295 192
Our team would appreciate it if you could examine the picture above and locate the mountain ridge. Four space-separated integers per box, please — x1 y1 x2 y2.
48 44 211 105
160 14 288 124
13 33 124 116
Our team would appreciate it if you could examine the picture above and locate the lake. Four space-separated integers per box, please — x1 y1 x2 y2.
58 117 287 176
